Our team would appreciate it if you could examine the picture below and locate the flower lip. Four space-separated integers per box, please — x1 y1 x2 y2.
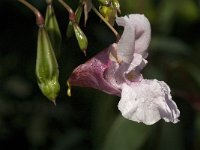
118 79 180 125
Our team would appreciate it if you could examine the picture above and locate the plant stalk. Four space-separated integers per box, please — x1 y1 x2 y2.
18 0 44 26
92 5 120 42
58 0 76 22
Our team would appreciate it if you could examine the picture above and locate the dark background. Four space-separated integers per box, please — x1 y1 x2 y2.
0 0 200 150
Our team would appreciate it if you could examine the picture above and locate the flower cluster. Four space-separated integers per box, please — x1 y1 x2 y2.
68 14 180 125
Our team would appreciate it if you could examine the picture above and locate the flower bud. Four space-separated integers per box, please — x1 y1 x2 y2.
98 0 111 5
66 5 83 38
36 27 60 104
45 3 62 58
99 5 117 26
67 81 71 97
112 0 120 13
73 23 88 55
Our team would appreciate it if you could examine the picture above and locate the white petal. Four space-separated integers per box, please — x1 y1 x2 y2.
126 53 147 74
128 14 151 58
118 79 180 125
123 53 147 82
116 14 151 63
116 15 135 63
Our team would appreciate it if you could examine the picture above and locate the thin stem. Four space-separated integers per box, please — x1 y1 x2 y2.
18 0 44 26
92 5 120 42
58 0 76 21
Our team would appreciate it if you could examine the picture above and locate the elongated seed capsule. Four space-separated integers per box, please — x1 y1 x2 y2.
36 26 60 104
73 23 88 55
45 3 62 58
66 5 83 38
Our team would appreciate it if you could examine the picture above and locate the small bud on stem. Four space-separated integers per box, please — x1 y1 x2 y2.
66 4 83 38
73 23 88 55
59 0 88 55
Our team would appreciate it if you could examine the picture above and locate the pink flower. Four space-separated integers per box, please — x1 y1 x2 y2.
68 14 180 125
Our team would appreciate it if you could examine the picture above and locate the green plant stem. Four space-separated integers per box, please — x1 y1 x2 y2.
92 5 120 42
18 0 44 26
58 0 76 22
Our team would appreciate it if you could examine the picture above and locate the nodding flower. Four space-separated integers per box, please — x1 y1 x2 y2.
68 14 180 125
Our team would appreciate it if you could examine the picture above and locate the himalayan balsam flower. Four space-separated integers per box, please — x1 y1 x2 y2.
68 14 180 125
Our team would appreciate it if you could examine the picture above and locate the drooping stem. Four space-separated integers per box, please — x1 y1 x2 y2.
92 5 120 42
58 0 76 22
18 0 44 26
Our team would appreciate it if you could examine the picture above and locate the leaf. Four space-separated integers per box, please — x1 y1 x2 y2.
158 122 184 150
52 129 86 150
150 36 190 55
195 113 200 149
103 115 155 150
157 0 176 34
184 63 200 89
177 0 199 22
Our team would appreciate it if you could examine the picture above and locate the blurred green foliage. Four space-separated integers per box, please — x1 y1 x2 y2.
0 0 200 150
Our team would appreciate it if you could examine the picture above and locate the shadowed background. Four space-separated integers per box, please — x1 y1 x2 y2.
0 0 200 150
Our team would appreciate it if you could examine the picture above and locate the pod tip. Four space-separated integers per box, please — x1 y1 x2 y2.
52 100 56 106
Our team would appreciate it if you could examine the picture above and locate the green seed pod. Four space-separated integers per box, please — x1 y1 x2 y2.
45 3 62 58
66 5 83 38
112 0 120 13
36 26 60 104
73 23 88 55
98 0 111 5
99 5 116 26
